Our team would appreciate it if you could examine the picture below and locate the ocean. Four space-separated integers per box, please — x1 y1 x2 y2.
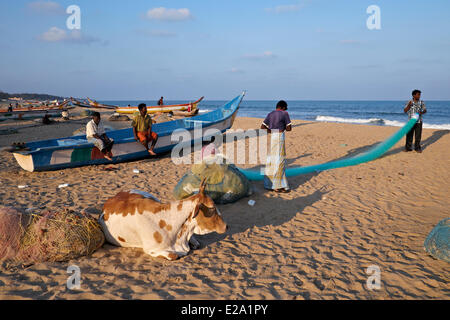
101 100 450 131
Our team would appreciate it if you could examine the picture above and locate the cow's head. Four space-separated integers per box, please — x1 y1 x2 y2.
191 178 228 235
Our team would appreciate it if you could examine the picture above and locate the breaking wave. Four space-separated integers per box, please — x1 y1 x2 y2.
315 115 450 130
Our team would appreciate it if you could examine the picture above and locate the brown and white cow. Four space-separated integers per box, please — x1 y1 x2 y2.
98 179 227 260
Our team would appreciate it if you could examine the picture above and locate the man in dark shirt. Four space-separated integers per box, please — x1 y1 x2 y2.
260 100 292 193
404 89 427 153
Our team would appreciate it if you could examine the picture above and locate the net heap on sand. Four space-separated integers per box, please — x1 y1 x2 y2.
0 206 105 266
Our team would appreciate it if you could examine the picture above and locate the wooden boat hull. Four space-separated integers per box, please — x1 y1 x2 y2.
115 97 204 115
0 102 72 120
13 93 245 172
86 98 118 109
71 98 116 109
169 108 199 117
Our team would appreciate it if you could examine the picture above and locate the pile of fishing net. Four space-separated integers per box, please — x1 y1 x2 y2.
0 206 105 265
424 218 450 263
173 154 252 204
109 114 130 121
80 109 96 117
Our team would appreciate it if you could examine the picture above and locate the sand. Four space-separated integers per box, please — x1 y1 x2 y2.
0 113 449 300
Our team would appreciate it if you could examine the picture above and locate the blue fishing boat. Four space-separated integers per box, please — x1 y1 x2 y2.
12 92 245 172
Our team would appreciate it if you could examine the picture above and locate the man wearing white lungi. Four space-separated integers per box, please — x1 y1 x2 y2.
86 112 114 161
260 100 292 193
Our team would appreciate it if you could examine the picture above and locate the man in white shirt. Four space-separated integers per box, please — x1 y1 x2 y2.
86 112 114 160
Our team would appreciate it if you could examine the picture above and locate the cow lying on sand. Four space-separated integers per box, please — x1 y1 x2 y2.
99 179 227 260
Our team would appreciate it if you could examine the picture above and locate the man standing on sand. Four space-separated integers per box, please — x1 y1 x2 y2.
86 112 114 161
260 100 292 193
132 103 158 156
404 89 427 153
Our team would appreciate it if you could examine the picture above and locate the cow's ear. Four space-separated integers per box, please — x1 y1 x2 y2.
192 203 201 219
199 178 207 194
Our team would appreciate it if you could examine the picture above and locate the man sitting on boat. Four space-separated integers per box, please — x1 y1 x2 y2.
158 97 164 106
132 104 158 156
86 112 114 161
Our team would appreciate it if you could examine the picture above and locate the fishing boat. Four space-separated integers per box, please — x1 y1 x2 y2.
86 98 118 109
12 92 245 172
115 97 204 115
0 100 72 120
70 97 92 108
70 97 117 109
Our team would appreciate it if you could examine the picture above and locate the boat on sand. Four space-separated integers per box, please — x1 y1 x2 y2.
0 100 72 120
115 97 204 115
11 93 244 172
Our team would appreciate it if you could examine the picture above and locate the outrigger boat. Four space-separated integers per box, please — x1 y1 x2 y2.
86 98 118 109
12 92 245 172
0 100 72 120
115 97 204 115
70 97 117 109
70 97 91 108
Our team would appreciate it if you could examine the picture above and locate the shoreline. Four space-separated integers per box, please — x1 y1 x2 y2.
1 111 449 148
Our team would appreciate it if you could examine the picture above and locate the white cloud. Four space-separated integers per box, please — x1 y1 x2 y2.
145 7 193 21
27 1 65 15
243 51 277 60
37 27 104 45
38 26 66 42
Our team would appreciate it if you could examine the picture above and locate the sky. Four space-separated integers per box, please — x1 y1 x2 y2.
0 0 449 100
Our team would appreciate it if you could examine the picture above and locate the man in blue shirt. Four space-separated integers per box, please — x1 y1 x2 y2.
260 100 292 193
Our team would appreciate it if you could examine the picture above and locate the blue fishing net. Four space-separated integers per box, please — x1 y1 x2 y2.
424 218 450 263
239 115 419 181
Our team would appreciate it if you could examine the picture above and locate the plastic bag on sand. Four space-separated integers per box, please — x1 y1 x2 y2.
424 218 450 263
0 206 105 265
173 154 252 204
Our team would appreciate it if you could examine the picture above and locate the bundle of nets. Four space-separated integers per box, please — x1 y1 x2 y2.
0 206 105 265
109 114 130 121
173 154 252 204
80 109 96 117
424 218 450 263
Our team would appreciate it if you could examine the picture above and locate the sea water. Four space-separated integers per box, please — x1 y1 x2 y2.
101 100 450 130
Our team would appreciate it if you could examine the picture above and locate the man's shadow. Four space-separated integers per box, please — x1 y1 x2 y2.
197 187 330 248
342 129 449 158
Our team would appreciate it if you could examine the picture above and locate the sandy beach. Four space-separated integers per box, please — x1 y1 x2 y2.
0 112 449 300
